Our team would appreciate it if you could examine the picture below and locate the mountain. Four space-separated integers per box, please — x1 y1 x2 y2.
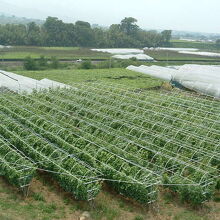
0 0 47 21
0 13 44 25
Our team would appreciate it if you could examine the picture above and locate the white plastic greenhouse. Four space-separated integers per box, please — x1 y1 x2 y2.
178 51 220 57
91 48 144 54
0 70 70 93
112 54 154 61
127 64 220 98
143 47 199 52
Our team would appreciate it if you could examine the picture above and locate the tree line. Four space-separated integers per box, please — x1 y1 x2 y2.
0 16 172 48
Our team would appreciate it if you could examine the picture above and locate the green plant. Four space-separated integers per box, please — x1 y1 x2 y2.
50 56 59 69
23 56 38 70
134 215 144 220
32 192 45 201
79 60 93 69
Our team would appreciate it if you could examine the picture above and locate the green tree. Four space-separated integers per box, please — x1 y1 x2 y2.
26 22 42 45
75 21 94 46
161 30 172 45
120 17 139 36
43 17 67 46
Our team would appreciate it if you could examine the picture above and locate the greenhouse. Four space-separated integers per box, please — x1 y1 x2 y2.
127 64 220 98
0 70 70 93
112 54 154 61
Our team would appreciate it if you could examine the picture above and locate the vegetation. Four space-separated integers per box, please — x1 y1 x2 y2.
0 138 36 189
0 68 219 219
144 49 220 61
0 80 219 205
0 16 171 48
0 14 43 25
23 56 61 70
0 46 110 60
170 40 219 51
15 68 162 88
216 39 220 49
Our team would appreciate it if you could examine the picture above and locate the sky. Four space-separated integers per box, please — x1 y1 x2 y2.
1 0 220 33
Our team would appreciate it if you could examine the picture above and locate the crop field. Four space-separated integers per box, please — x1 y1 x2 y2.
15 68 162 89
1 46 220 64
170 40 219 51
144 49 220 61
0 46 110 60
0 82 219 202
0 69 220 220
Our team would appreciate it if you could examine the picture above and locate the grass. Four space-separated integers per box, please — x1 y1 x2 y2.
15 68 163 89
0 175 219 220
0 46 110 60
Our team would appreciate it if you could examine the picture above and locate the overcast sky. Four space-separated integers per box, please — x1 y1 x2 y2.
1 0 220 33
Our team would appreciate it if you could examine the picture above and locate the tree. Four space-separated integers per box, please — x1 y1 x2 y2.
26 22 42 45
161 30 172 45
120 17 139 36
0 16 171 48
43 17 67 46
93 28 108 48
75 21 94 46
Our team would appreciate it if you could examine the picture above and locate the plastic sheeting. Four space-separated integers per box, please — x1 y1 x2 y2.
178 51 220 57
39 78 71 89
0 45 11 49
112 54 154 61
91 48 144 54
0 70 70 93
126 64 220 98
127 65 172 81
144 47 199 52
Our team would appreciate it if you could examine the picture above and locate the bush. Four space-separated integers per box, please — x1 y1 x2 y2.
23 56 38 70
50 56 60 69
130 57 138 61
38 55 48 70
79 60 93 69
134 216 144 220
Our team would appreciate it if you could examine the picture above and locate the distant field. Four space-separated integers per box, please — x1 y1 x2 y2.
144 49 220 61
0 46 110 60
1 45 220 63
170 40 219 51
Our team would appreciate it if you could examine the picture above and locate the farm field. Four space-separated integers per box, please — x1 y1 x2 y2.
1 46 220 63
0 46 110 60
170 40 220 51
144 49 220 61
0 68 219 220
15 68 162 88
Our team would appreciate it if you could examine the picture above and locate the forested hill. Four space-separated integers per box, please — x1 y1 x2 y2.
0 16 172 48
0 13 44 25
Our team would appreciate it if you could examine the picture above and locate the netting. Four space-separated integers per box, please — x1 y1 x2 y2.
0 81 219 204
0 135 36 195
